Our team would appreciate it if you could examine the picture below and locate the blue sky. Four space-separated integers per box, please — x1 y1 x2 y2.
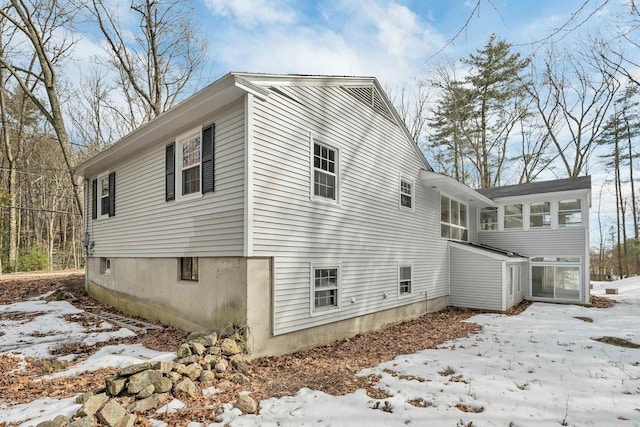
192 0 612 87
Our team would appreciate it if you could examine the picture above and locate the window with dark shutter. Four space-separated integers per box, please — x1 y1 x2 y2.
201 124 215 194
166 143 175 201
108 171 116 217
91 179 97 219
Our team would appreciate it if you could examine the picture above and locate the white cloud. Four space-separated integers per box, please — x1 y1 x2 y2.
204 0 297 26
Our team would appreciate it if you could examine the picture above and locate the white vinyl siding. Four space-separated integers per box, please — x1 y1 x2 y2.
87 101 245 257
449 246 503 311
479 227 588 303
251 85 448 335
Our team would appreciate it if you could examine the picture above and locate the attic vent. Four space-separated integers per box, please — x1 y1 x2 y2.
344 86 394 122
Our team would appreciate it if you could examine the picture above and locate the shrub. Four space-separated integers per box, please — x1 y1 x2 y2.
18 245 49 271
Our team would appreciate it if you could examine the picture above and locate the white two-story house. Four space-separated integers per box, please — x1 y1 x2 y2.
75 73 592 358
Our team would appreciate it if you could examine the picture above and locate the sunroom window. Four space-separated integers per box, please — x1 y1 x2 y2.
504 204 523 229
530 202 551 228
440 195 468 241
558 199 581 227
480 207 498 231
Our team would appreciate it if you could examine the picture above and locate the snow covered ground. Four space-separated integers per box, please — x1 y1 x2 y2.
1 277 640 426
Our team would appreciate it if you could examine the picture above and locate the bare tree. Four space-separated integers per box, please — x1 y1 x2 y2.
0 0 82 215
84 0 208 130
526 41 621 177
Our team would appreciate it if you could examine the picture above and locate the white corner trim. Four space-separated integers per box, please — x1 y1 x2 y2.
244 93 254 257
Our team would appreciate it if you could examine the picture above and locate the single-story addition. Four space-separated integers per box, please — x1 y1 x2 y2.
74 73 592 358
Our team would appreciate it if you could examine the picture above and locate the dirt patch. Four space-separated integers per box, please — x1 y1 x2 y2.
574 316 593 323
506 299 533 316
591 295 616 308
593 336 640 349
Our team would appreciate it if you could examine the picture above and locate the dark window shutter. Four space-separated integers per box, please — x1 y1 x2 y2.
91 179 97 219
201 124 215 194
165 143 175 201
108 171 116 217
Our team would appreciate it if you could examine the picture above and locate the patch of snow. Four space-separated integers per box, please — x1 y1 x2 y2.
156 398 186 414
203 386 221 396
0 396 80 427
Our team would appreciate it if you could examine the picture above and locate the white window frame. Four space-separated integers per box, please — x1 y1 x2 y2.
558 199 582 227
398 263 413 297
100 257 111 274
310 263 340 315
440 193 468 241
97 172 110 219
175 127 203 202
479 206 498 231
310 137 339 204
399 177 414 210
529 257 581 301
504 203 524 230
529 201 551 229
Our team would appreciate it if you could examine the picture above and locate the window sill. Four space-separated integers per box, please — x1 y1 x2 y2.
311 306 340 317
175 192 204 204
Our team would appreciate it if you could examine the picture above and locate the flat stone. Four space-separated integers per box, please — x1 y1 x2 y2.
117 362 151 377
176 354 200 364
208 345 221 355
167 371 182 384
127 369 163 394
173 377 199 399
177 343 192 358
199 370 216 384
150 361 175 373
220 338 242 356
190 342 206 355
105 376 127 396
235 395 258 414
128 392 170 413
606 288 619 294
136 383 155 399
36 415 69 427
96 400 127 427
114 414 136 427
214 359 229 373
202 354 219 366
69 416 94 427
184 362 203 381
173 363 187 375
75 392 93 404
77 392 108 417
154 376 173 393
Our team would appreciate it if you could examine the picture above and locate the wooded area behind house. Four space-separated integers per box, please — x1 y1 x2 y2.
0 0 638 279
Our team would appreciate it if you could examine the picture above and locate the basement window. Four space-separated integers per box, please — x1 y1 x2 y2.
100 258 111 274
180 257 198 281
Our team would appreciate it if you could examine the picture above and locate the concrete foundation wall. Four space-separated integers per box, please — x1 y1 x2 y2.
86 256 260 332
87 256 448 359
247 290 448 358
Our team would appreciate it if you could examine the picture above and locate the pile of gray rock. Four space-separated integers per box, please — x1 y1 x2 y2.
34 331 258 427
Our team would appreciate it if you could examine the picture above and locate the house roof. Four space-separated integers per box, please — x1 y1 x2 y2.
449 241 528 261
475 176 591 200
420 170 494 207
75 72 432 177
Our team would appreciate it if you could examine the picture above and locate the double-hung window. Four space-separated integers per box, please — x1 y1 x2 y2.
400 178 413 209
399 265 412 295
166 124 215 202
92 171 116 219
440 195 468 241
558 199 581 227
313 267 339 311
313 141 337 200
181 134 201 196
